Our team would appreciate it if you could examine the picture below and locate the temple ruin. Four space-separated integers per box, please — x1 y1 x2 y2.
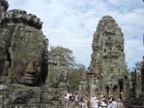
0 0 144 107
85 16 128 100
0 0 50 107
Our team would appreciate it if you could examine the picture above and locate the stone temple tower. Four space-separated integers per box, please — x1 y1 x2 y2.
86 16 128 100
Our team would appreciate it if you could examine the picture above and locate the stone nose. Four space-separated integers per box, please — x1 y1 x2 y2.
25 62 35 74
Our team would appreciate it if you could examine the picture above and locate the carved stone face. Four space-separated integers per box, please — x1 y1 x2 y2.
12 53 42 86
11 24 48 86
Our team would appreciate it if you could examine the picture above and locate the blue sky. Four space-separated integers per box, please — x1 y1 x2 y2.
8 0 144 70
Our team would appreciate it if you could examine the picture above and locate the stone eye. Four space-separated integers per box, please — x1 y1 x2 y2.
22 59 29 65
34 61 40 67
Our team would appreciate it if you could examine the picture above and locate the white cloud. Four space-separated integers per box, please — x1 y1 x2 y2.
125 39 144 69
8 0 144 69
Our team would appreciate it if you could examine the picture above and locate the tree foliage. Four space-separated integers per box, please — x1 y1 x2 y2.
49 46 75 68
48 46 85 92
68 64 85 92
134 61 143 70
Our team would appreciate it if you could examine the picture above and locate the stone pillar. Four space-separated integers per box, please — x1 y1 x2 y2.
125 81 130 99
122 82 127 100
86 73 95 97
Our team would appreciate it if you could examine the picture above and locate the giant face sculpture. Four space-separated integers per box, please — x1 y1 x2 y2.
11 25 48 86
12 53 42 85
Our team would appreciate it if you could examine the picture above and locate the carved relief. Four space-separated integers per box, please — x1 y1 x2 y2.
87 15 127 100
0 3 49 107
11 25 48 86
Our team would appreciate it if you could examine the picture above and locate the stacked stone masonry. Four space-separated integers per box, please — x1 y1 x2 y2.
85 16 128 101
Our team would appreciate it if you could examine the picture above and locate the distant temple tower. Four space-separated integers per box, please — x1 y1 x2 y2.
86 16 128 100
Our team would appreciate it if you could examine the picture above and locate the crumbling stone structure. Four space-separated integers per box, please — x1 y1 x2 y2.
0 0 9 83
79 76 87 97
0 9 48 85
0 1 72 107
0 1 50 107
47 49 70 107
86 16 128 100
123 61 144 107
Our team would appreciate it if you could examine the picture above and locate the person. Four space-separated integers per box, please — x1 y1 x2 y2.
74 93 79 106
64 93 70 106
100 100 107 108
91 96 99 108
90 94 94 108
64 94 69 101
107 100 113 108
108 95 113 101
84 96 89 108
116 99 124 108
87 96 92 108
79 97 86 108
102 95 106 102
90 94 96 102
112 98 117 108
99 94 104 101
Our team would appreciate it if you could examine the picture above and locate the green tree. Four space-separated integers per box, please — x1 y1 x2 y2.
68 64 85 92
134 61 143 70
48 46 85 92
49 46 75 68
